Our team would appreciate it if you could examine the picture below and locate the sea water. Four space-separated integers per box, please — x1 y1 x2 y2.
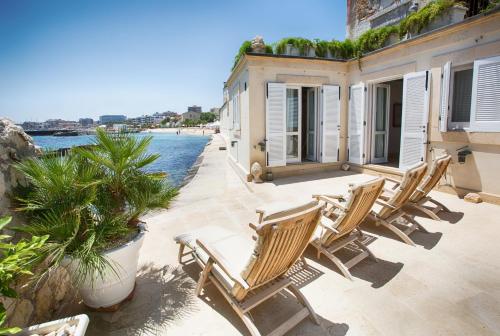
32 133 210 186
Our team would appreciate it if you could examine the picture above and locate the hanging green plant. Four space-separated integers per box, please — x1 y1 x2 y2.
399 0 455 38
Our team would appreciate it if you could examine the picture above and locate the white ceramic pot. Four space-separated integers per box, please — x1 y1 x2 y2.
64 225 146 309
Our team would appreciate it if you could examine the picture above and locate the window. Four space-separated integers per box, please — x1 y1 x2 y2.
441 56 500 132
448 64 473 130
232 84 240 130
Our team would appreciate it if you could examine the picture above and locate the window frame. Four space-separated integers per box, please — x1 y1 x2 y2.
231 83 241 131
447 63 473 131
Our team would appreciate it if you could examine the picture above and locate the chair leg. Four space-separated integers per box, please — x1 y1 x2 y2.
378 219 416 246
321 248 354 280
195 258 213 296
177 243 185 264
287 283 320 325
300 256 309 269
403 214 428 233
354 239 377 262
240 313 262 336
428 198 450 212
408 203 441 221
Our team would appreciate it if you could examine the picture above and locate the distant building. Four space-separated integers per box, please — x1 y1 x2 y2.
181 111 201 121
128 113 165 125
79 118 94 127
187 105 202 113
44 119 78 129
20 121 44 130
161 111 179 117
99 115 127 124
210 107 221 119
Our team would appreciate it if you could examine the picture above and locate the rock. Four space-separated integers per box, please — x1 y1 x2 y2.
250 36 266 54
464 193 482 203
0 118 72 328
341 163 350 171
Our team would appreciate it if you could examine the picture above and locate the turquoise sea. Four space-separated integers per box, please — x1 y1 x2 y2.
32 133 210 186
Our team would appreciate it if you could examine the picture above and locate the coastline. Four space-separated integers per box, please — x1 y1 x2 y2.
142 127 216 136
179 134 213 188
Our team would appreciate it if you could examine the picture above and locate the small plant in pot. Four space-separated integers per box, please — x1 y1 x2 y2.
14 129 178 310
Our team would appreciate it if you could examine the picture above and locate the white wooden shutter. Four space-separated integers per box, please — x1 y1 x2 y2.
321 85 340 163
348 84 365 165
439 61 451 132
399 71 430 170
470 55 500 132
266 83 286 167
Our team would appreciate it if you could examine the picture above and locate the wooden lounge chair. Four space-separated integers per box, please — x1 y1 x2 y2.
174 200 324 336
367 162 428 246
311 177 385 280
393 154 452 220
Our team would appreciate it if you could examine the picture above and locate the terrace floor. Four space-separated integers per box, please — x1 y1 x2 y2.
67 134 500 335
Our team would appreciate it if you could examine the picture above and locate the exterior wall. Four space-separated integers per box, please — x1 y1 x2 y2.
223 67 251 177
245 57 349 178
347 12 500 196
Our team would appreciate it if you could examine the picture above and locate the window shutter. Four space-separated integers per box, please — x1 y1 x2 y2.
399 71 430 170
348 83 365 165
266 83 286 167
321 85 340 163
470 55 500 132
439 61 451 132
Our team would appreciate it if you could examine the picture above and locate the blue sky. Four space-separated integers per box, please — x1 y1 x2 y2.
0 0 346 122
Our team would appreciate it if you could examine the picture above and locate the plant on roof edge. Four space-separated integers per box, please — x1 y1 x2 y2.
0 216 47 335
399 0 456 38
275 37 314 56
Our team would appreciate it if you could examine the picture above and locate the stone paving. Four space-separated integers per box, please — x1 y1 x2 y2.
67 134 500 335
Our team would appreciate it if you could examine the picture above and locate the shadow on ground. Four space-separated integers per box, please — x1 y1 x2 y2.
303 235 404 288
83 263 198 335
361 218 442 250
183 259 346 335
406 206 464 224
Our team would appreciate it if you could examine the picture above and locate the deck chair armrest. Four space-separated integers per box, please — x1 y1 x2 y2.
317 196 347 211
196 239 250 290
375 199 396 210
249 222 258 230
319 219 340 234
313 194 345 200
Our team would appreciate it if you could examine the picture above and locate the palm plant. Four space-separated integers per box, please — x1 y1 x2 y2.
15 129 178 284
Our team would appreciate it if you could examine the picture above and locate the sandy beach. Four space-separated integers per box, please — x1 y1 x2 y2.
142 127 216 136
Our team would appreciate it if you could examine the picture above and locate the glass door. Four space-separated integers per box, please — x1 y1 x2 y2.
306 88 316 161
286 87 301 163
371 84 390 163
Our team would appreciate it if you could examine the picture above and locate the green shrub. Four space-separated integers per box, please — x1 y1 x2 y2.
275 37 313 56
356 25 400 56
0 216 47 335
232 40 252 70
399 0 455 38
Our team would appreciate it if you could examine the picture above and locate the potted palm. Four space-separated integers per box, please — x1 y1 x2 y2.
15 129 178 309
